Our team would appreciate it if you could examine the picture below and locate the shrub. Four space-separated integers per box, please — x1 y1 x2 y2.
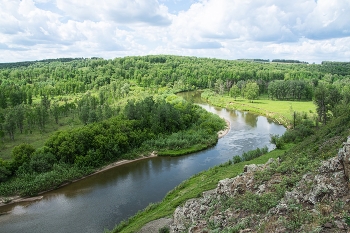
233 155 242 164
0 159 11 182
241 146 268 162
158 226 170 233
11 143 36 171
29 150 57 173
270 134 284 149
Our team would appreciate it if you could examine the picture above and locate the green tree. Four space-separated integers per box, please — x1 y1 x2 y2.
244 82 259 102
11 143 36 170
214 78 225 95
0 90 7 109
229 84 240 100
3 108 16 140
14 104 25 134
51 101 60 124
0 158 11 182
313 84 340 125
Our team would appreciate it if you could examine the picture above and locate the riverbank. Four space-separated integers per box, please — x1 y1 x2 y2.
0 119 230 208
0 152 157 208
201 90 316 128
112 145 291 233
218 118 231 139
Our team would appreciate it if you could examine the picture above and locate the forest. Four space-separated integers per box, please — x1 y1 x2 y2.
1 55 350 197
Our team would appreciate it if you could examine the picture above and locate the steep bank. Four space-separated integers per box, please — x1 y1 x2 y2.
138 137 350 232
136 127 350 232
116 104 350 233
169 141 350 232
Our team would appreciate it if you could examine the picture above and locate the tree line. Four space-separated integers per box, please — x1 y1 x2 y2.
0 95 225 196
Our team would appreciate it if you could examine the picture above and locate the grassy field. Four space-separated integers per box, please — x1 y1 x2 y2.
202 93 316 127
111 144 293 233
0 116 83 160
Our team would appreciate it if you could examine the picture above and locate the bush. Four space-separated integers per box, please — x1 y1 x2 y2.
0 159 11 182
270 134 284 149
29 150 57 173
11 143 36 170
241 146 268 162
233 155 242 164
283 119 314 143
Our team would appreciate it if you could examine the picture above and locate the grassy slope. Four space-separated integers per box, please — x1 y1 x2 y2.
112 145 293 233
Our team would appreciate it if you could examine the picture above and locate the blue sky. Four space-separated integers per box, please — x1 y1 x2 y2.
0 0 349 63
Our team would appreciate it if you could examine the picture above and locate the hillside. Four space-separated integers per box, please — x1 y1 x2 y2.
122 102 350 233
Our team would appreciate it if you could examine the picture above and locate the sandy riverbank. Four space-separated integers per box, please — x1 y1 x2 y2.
218 118 231 139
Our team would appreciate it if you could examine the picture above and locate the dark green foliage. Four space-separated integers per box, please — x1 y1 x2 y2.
158 226 170 233
268 80 312 100
282 119 314 143
345 215 350 226
314 83 341 125
272 59 308 64
232 155 242 164
28 148 57 173
270 134 284 149
0 159 11 182
232 146 268 163
0 163 92 196
226 191 281 214
0 96 225 196
11 143 36 170
45 117 136 164
241 146 268 161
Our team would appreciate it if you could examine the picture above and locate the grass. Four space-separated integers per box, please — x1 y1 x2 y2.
111 144 293 233
202 92 316 127
0 116 83 160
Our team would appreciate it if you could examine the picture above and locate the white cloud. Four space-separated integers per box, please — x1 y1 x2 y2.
56 0 172 26
0 0 349 63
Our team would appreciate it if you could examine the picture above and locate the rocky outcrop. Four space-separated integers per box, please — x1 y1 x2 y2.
169 139 350 233
338 136 350 180
170 158 278 232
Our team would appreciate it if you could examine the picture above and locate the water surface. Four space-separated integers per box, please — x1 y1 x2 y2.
0 92 285 233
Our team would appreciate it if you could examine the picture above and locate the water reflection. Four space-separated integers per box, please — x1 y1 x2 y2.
0 92 286 233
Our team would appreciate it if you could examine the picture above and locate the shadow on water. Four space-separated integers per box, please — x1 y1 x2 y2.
0 91 286 233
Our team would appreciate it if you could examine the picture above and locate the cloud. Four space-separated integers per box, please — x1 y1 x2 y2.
302 0 350 39
56 0 172 26
0 0 349 63
181 41 223 49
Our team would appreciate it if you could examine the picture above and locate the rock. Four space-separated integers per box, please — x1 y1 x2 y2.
281 157 348 205
168 137 350 233
339 137 350 179
334 220 346 229
137 218 172 233
318 157 343 173
324 222 333 228
244 164 260 173
256 184 266 194
240 229 252 233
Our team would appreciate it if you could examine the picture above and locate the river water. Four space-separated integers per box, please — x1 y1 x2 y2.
0 92 285 233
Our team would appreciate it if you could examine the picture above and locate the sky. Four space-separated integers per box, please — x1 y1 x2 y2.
0 0 350 63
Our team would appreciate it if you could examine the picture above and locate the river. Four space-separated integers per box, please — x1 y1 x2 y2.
0 92 285 233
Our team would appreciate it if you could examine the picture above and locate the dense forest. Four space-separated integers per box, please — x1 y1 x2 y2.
1 55 350 197
1 55 350 142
